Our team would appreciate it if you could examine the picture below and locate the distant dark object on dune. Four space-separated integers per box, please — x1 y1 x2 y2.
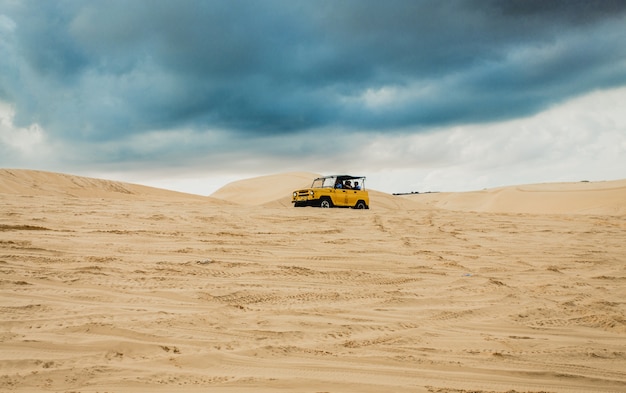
392 191 440 196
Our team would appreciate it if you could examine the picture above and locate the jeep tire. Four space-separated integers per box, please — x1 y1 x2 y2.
320 198 333 208
355 200 367 209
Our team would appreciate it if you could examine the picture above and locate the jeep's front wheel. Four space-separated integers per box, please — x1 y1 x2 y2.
354 200 367 209
320 198 333 208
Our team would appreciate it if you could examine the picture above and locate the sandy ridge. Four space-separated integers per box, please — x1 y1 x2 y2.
3 169 624 214
0 169 220 202
404 179 626 215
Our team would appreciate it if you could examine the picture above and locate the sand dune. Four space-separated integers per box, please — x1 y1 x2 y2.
405 179 626 215
1 169 625 392
0 169 220 202
211 171 318 206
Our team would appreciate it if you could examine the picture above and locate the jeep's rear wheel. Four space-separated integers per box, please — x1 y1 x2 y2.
355 200 367 209
320 198 333 208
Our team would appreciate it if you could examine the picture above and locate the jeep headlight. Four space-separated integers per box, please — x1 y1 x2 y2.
309 190 314 197
293 192 297 198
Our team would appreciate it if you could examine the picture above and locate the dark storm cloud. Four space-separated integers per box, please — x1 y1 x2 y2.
1 0 626 145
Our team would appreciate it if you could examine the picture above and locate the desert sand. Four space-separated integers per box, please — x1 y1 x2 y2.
1 169 625 392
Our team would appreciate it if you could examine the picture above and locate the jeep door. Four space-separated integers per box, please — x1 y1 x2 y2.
345 189 360 207
334 188 350 207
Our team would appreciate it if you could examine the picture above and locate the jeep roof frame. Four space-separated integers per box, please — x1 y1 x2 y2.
311 175 366 189
315 175 366 181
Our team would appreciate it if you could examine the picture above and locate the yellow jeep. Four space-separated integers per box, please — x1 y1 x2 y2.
292 175 369 209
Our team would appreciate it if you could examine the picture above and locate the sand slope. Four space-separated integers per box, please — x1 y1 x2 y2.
1 169 625 392
405 179 626 215
0 169 222 202
211 172 318 206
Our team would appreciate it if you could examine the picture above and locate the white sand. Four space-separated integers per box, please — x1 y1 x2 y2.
1 169 625 392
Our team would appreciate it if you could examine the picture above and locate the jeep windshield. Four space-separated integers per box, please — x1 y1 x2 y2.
311 177 336 188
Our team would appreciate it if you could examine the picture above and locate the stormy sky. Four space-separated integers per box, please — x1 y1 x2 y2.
1 0 626 194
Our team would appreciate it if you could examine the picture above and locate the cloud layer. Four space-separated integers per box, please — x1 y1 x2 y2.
1 0 626 192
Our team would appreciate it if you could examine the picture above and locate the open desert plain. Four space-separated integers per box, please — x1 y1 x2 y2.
1 169 625 393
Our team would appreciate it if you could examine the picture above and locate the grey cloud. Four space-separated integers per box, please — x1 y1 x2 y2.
490 0 626 23
1 0 626 148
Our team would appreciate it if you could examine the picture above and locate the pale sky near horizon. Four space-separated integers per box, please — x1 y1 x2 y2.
1 1 626 195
